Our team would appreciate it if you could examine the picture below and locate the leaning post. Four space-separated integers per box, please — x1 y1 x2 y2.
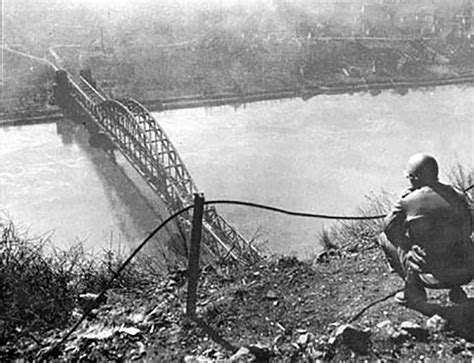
186 193 205 317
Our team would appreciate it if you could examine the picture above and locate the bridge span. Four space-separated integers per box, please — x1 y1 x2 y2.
53 69 261 265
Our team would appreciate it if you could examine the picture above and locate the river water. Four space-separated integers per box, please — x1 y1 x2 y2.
1 85 472 257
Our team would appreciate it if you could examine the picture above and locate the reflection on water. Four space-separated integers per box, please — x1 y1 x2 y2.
1 119 175 263
1 85 472 257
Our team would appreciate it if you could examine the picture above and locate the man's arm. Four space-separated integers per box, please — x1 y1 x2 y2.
464 193 473 234
384 198 410 250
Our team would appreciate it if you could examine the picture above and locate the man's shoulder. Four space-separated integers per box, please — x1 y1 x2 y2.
396 183 467 207
400 186 437 204
403 183 467 206
399 187 428 201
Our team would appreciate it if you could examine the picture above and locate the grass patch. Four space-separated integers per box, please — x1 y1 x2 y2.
0 216 163 345
318 191 394 253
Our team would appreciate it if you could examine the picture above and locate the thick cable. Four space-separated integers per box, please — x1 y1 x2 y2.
204 200 386 220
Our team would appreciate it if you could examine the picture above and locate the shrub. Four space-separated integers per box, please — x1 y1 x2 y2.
445 161 474 199
0 216 163 344
327 191 393 252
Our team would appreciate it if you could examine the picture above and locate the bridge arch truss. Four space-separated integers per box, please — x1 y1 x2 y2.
55 71 261 264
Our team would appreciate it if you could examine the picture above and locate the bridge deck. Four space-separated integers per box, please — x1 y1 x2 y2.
54 70 261 265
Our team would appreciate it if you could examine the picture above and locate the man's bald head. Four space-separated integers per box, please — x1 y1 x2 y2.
405 153 439 187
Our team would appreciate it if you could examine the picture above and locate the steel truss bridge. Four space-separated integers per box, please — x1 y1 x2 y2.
53 70 261 265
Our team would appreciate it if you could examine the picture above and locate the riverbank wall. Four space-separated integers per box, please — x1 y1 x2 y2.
0 109 63 127
2 74 473 128
144 74 474 112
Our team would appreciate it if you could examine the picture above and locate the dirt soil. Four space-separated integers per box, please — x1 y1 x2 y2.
3 244 473 362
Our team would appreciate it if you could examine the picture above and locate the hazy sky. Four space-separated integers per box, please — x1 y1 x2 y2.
2 0 357 12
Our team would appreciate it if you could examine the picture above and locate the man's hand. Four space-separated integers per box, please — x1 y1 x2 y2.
407 245 426 273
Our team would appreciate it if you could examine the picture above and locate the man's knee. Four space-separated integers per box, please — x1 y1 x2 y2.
378 233 397 255
419 270 472 289
378 233 409 278
378 232 388 247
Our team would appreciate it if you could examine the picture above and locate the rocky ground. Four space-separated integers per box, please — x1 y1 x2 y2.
3 241 473 362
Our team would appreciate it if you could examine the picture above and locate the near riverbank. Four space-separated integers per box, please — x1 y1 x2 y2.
2 163 473 361
1 222 473 362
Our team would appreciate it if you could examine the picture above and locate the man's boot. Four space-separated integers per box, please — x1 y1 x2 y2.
395 273 427 306
448 286 468 304
395 283 427 306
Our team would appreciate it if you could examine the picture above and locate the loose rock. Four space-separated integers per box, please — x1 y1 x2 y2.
400 321 428 341
328 324 371 354
426 315 447 332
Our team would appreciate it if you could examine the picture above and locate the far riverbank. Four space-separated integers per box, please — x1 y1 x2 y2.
0 109 62 127
4 73 473 128
143 74 474 112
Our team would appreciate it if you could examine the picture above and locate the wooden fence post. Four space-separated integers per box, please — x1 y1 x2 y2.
186 193 205 317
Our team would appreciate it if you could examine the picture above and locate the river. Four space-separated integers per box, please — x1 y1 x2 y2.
1 85 472 257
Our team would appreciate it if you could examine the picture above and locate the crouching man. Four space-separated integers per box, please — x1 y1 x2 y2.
379 153 474 306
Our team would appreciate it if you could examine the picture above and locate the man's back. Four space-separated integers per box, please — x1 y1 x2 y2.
402 182 471 269
380 153 473 303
